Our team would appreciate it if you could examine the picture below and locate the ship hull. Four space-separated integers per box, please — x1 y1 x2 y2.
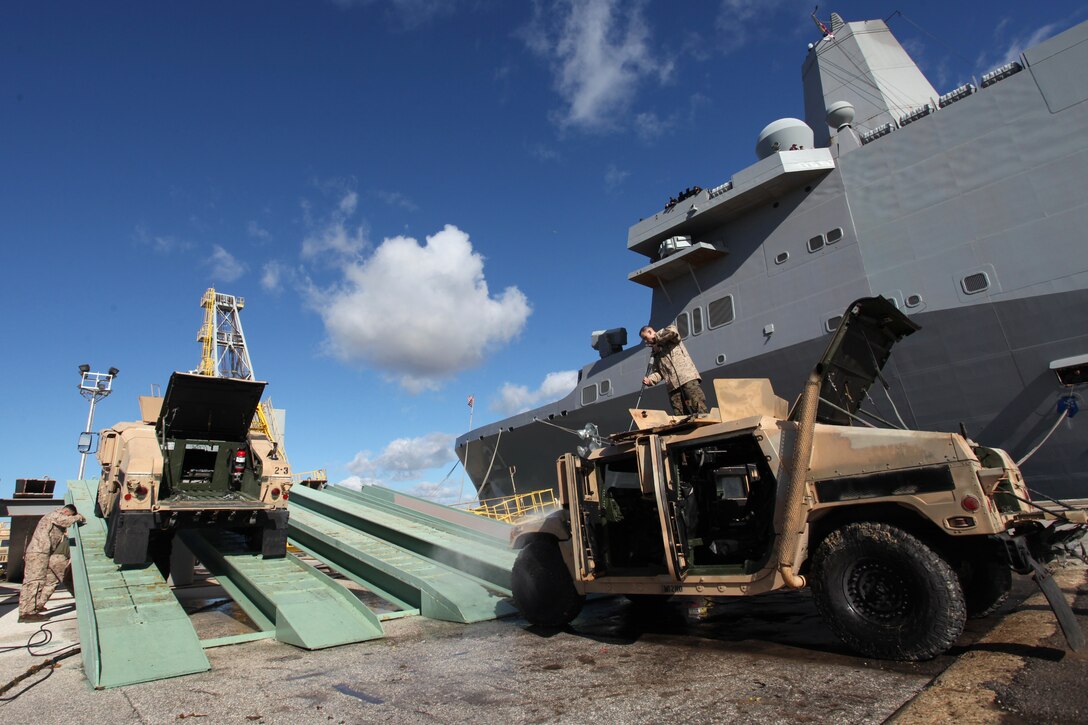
457 18 1088 503
459 288 1088 500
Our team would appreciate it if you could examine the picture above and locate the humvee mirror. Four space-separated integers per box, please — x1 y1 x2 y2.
77 431 98 454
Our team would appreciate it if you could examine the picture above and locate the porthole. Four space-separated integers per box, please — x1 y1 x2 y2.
961 272 990 295
905 294 923 308
808 235 825 253
775 251 789 265
715 354 727 365
826 227 843 243
676 312 690 338
691 307 703 335
581 385 598 405
707 295 735 328
825 315 842 333
599 380 611 396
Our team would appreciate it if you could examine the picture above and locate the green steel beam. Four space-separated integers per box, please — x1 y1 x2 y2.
289 539 418 613
201 631 277 649
178 529 384 649
66 480 210 689
290 486 516 591
326 485 512 546
288 507 515 623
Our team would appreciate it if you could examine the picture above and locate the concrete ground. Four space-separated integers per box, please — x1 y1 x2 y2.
0 563 1084 725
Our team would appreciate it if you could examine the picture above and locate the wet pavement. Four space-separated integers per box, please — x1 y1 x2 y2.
0 564 1084 724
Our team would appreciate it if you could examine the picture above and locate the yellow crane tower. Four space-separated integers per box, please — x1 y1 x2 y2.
195 288 283 459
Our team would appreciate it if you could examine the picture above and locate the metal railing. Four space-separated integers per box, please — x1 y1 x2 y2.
459 489 559 523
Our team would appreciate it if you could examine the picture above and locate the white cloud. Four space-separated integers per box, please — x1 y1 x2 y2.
300 190 368 264
714 0 791 54
315 224 531 391
528 141 561 162
334 475 462 503
524 0 672 131
335 475 382 491
209 244 246 282
604 163 629 191
997 21 1062 67
347 432 456 480
261 261 292 293
492 370 577 414
633 111 672 141
339 190 358 215
132 225 191 254
376 190 419 212
408 480 462 504
247 220 271 241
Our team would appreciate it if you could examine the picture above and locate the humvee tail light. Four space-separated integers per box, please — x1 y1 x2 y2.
124 493 133 501
135 485 148 496
960 495 981 512
271 487 281 499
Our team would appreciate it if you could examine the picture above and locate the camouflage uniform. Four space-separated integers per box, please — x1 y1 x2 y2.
18 507 84 617
645 325 708 416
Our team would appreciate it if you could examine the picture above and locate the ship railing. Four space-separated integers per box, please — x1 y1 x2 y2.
456 489 559 524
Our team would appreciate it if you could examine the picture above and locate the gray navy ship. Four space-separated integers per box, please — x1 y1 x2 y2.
456 12 1088 500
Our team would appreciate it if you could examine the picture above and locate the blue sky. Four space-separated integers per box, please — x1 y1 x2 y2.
2 0 1084 502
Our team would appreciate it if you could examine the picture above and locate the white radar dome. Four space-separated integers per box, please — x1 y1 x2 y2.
755 118 814 160
826 101 856 130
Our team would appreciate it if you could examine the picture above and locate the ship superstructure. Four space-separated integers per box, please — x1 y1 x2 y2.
457 13 1088 500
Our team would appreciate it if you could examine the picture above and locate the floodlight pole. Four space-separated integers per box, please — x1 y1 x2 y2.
77 366 118 480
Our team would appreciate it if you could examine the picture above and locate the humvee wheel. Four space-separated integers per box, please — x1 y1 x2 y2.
811 522 966 661
961 558 1012 618
512 536 584 627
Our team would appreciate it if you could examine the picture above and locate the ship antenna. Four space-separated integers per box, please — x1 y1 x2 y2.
811 6 834 41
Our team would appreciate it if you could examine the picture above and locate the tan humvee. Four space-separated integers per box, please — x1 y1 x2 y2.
511 297 1087 661
96 372 292 568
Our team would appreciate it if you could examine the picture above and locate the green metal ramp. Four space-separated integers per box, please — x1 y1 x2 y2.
66 480 210 689
290 485 516 591
178 528 384 649
288 506 515 623
326 485 514 544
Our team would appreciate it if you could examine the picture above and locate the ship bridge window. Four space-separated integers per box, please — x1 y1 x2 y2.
708 295 735 328
808 235 825 253
691 307 703 335
905 294 923 308
775 251 789 265
961 272 990 295
581 385 598 406
826 227 843 244
676 312 690 339
825 315 842 333
599 380 612 396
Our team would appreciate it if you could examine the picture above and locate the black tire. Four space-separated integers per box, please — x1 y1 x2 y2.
810 522 966 661
960 558 1012 618
511 537 584 627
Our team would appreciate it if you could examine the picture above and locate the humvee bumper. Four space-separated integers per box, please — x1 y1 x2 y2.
105 507 290 566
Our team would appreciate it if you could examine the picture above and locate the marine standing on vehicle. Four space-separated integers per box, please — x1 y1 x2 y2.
640 324 707 416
